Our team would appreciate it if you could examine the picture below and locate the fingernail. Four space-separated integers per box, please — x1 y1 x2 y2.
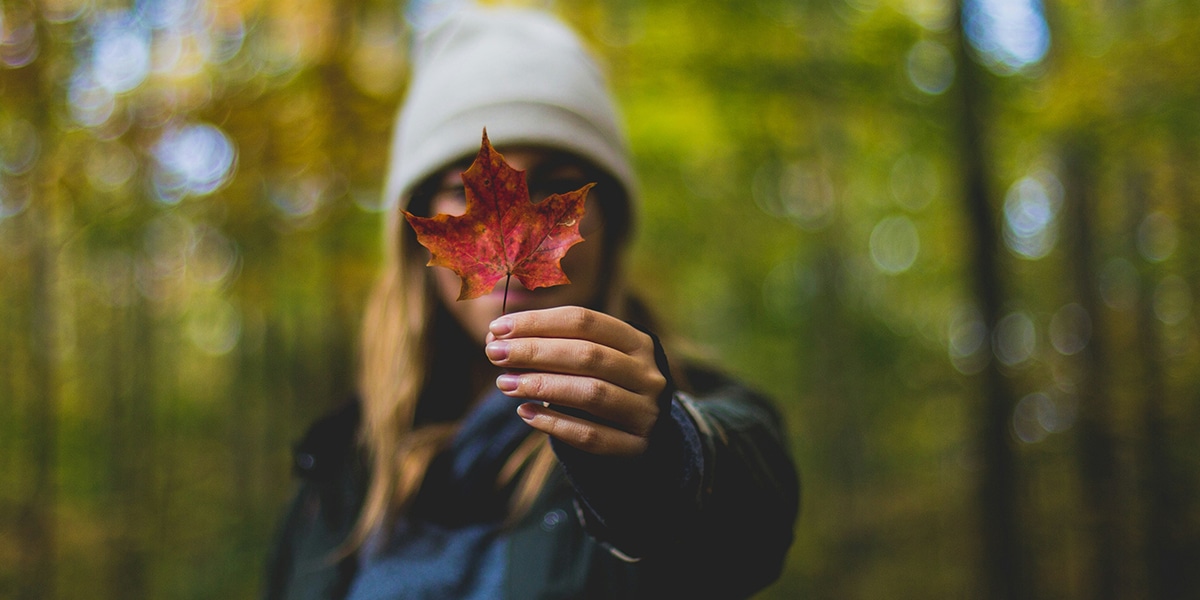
489 316 513 337
516 403 537 421
496 374 520 392
485 341 509 362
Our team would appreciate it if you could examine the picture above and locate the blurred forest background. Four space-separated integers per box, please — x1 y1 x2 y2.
3 0 1199 598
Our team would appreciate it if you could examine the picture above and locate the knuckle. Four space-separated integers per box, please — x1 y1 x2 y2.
639 332 656 355
572 425 603 453
568 306 595 333
527 374 547 397
578 344 605 371
646 368 667 394
583 379 608 406
520 340 542 364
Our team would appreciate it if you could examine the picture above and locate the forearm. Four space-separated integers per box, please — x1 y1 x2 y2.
555 377 800 596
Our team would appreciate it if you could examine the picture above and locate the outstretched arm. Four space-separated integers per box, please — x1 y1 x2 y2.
486 306 799 596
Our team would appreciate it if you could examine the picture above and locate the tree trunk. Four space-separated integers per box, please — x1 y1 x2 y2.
1167 136 1200 597
1130 165 1189 599
1060 139 1124 600
950 3 1029 598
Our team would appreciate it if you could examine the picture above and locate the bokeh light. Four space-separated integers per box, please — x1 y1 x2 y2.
210 19 247 65
964 0 1050 73
0 118 40 176
151 122 237 203
1013 391 1076 444
136 0 202 30
993 310 1036 367
1153 275 1192 326
0 177 32 219
188 225 240 288
869 215 920 274
752 160 836 231
906 39 955 95
1013 392 1050 443
0 8 39 68
43 0 91 24
889 153 939 211
1049 303 1091 356
1136 211 1179 263
68 71 118 128
185 297 242 356
90 10 152 94
949 304 989 374
902 0 955 31
1003 173 1062 260
268 167 346 229
1099 257 1139 312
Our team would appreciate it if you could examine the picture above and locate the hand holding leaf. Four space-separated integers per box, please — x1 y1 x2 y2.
403 130 593 312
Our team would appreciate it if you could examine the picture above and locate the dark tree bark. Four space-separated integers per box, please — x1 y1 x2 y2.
950 3 1030 598
1060 139 1124 600
1165 142 1200 597
1131 164 1191 600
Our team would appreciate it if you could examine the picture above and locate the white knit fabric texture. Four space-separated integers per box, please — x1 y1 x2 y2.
382 5 637 213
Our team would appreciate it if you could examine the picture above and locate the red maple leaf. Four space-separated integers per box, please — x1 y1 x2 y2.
403 129 593 311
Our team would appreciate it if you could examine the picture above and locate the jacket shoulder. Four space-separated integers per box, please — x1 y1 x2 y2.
264 399 364 600
293 399 362 482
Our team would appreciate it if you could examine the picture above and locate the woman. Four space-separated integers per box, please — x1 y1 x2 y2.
265 6 799 599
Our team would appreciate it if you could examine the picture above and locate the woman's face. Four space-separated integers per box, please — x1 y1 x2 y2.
423 148 611 345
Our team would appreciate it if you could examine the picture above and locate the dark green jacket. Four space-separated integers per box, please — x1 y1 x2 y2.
264 367 799 599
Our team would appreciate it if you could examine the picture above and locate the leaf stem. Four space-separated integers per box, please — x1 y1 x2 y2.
502 274 511 314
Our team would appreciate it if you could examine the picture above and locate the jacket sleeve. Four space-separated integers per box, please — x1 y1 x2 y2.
670 377 801 595
553 345 801 598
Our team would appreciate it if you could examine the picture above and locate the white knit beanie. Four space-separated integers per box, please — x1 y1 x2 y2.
382 5 638 217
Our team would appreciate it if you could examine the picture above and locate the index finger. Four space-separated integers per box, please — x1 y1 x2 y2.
488 306 650 355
